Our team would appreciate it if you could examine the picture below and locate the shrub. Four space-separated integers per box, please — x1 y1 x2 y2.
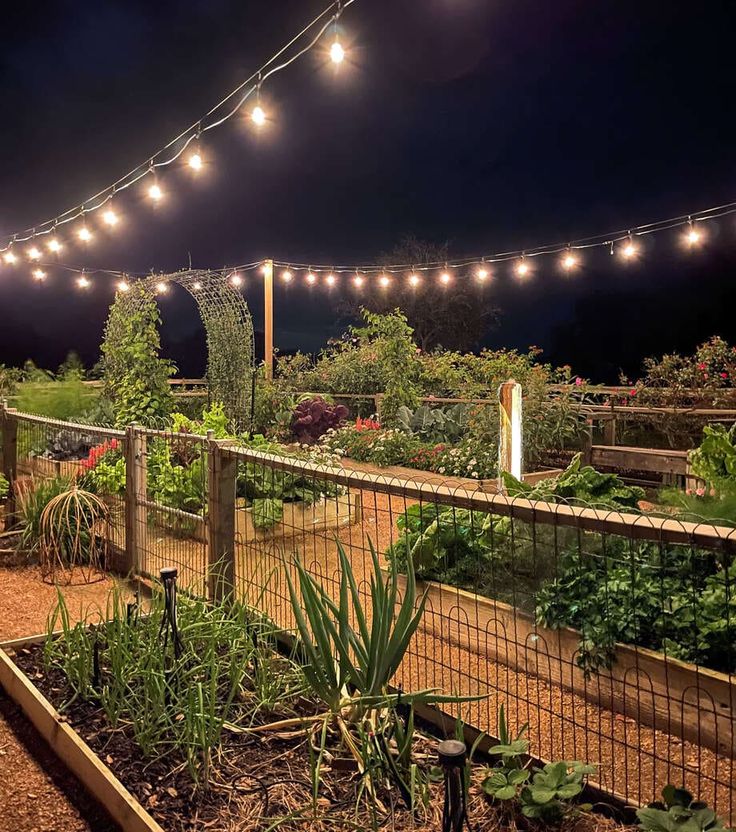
17 477 75 554
291 396 348 443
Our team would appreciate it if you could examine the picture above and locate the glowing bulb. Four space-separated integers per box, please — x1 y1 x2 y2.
117 280 130 292
32 268 46 281
251 105 266 127
685 226 701 246
306 272 317 285
379 274 391 288
516 259 529 277
77 275 90 289
27 246 42 261
476 266 489 281
103 209 118 227
439 271 451 285
3 251 17 265
621 240 637 259
155 281 169 294
47 238 62 253
562 252 578 271
148 183 163 202
78 225 93 243
408 273 420 287
330 40 345 64
326 273 337 286
281 269 293 283
192 281 202 291
353 274 364 287
230 272 243 287
188 152 203 171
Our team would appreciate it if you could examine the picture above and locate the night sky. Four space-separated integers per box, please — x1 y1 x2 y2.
1 0 735 381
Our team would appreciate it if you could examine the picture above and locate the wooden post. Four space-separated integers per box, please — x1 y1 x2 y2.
207 436 236 603
123 425 146 575
263 258 274 380
603 401 617 446
1 402 19 526
581 417 593 465
498 379 523 488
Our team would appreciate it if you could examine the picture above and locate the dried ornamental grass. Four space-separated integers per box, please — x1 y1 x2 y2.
39 485 110 584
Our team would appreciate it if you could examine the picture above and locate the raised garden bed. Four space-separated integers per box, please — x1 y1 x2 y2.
398 574 735 758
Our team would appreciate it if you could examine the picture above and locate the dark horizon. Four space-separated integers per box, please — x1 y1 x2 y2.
1 0 735 383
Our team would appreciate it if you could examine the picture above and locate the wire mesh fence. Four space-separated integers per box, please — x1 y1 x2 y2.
2 404 736 822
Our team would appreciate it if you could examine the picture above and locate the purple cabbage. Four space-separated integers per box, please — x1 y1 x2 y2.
291 396 349 444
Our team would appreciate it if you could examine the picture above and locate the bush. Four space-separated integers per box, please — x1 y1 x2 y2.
291 396 348 443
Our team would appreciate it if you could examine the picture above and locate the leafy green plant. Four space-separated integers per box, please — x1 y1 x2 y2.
16 476 75 554
689 424 736 496
101 282 174 427
481 705 531 800
637 786 734 832
396 403 469 444
518 760 595 821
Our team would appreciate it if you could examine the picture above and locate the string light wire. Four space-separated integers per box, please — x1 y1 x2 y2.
0 0 355 252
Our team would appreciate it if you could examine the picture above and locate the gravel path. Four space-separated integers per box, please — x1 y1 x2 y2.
0 562 125 832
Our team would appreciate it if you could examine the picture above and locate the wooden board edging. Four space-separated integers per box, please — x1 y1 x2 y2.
0 647 164 832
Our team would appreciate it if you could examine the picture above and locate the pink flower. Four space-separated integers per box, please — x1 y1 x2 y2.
721 372 728 379
695 487 705 497
574 377 583 386
697 362 707 370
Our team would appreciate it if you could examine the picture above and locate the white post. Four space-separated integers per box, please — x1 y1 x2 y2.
498 378 523 487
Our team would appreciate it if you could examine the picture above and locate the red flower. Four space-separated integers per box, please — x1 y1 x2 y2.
721 372 728 379
697 363 707 370
629 389 637 396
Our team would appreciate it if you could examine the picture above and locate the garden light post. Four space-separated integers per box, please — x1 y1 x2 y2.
498 378 523 488
438 738 469 832
263 258 274 380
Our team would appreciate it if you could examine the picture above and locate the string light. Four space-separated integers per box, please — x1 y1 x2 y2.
188 152 203 171
408 272 420 287
439 270 452 285
116 279 130 292
379 273 391 288
32 268 46 281
306 271 317 285
515 257 530 277
330 39 345 64
230 272 243 287
3 250 16 265
78 225 93 243
281 269 293 283
27 246 42 261
192 281 202 291
47 237 63 253
155 281 169 294
621 237 638 259
251 105 267 127
562 250 578 271
685 220 701 247
476 264 489 281
353 273 364 287
103 208 119 227
325 272 337 286
77 273 90 289
148 182 163 203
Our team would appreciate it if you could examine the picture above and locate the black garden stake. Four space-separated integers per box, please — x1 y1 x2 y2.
438 739 469 832
158 567 184 662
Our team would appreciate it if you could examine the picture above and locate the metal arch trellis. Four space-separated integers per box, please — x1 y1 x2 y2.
115 270 255 429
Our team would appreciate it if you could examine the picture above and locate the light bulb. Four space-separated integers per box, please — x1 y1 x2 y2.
306 272 317 285
188 152 203 171
155 281 169 294
77 275 90 289
3 250 17 265
281 269 293 283
439 271 451 285
32 268 46 281
685 226 701 246
353 274 364 287
562 252 578 271
117 280 130 292
516 259 529 277
476 266 489 281
379 274 391 288
330 40 345 64
192 281 202 291
103 209 118 227
408 273 420 287
230 272 243 287
325 273 337 286
27 246 42 261
148 183 163 202
47 238 62 253
621 240 637 259
78 225 93 243
252 105 266 127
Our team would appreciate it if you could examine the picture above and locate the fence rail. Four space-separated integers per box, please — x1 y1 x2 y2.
2 404 736 822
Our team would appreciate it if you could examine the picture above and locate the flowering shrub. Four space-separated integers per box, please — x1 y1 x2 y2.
291 396 348 444
78 440 125 496
79 439 120 472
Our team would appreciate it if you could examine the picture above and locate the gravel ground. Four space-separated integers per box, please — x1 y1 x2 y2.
0 560 125 832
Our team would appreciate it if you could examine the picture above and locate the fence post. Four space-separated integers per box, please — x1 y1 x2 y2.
498 379 523 488
123 424 146 575
207 435 236 603
581 417 593 465
0 401 19 526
